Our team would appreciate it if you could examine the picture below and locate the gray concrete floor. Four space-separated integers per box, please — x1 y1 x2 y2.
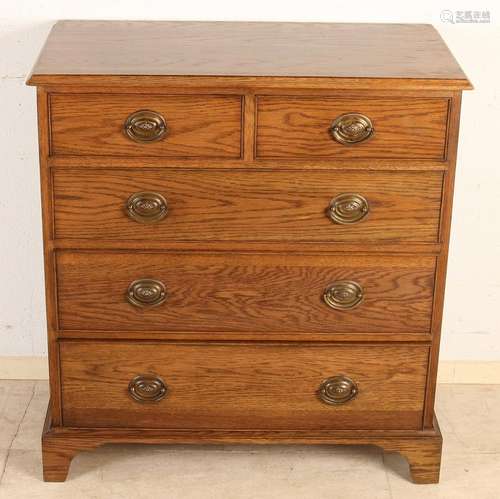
0 381 499 498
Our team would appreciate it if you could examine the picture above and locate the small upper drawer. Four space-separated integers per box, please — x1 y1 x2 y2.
256 96 449 160
49 94 243 158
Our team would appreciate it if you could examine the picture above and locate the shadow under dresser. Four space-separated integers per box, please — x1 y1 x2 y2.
26 20 471 483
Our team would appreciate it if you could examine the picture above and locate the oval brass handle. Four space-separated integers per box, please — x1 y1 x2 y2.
128 374 167 403
323 281 363 310
328 193 369 225
318 375 358 405
127 279 167 308
124 110 167 143
330 113 374 145
126 192 168 224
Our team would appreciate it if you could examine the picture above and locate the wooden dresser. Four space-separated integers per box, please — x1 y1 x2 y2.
27 21 471 483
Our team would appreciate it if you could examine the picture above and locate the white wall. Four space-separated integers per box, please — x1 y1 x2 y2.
0 1 498 360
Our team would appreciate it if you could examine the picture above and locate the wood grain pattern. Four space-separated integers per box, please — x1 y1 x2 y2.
52 170 443 243
50 94 242 158
56 251 436 334
58 330 432 343
27 21 470 88
36 88 63 426
256 96 449 160
42 405 442 483
51 240 442 254
27 20 468 484
424 92 463 428
59 341 429 430
30 74 472 91
39 86 463 97
48 155 451 171
388 431 442 484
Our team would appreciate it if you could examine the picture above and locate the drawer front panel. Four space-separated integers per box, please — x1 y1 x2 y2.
60 341 429 430
256 96 449 159
53 170 443 243
50 94 242 158
57 252 436 334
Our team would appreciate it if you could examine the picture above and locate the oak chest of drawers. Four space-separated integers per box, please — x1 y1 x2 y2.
27 20 471 483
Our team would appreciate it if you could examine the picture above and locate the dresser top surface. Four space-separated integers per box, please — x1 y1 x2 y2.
27 20 471 88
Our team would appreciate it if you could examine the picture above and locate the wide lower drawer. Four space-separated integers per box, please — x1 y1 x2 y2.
49 93 242 158
60 341 429 430
56 251 436 334
256 96 449 160
52 170 443 243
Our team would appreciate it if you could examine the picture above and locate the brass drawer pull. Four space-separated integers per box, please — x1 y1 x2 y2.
330 113 374 145
126 192 168 224
124 110 167 143
323 281 363 310
328 193 369 225
128 374 167 403
318 375 358 405
127 279 167 308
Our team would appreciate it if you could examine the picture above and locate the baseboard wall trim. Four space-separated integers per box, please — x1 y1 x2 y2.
1 357 500 384
0 357 49 380
437 361 500 384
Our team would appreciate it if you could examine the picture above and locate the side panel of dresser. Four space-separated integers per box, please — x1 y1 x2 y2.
37 87 62 425
424 91 462 428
